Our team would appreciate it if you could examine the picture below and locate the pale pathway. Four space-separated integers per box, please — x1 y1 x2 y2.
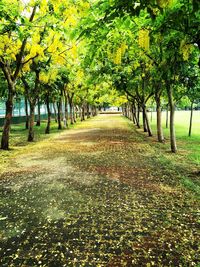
0 114 199 266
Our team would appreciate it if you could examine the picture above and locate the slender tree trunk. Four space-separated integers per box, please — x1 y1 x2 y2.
167 84 177 153
128 104 131 120
144 108 153 136
124 104 127 117
92 106 96 116
1 91 14 150
142 106 147 132
53 103 57 123
188 101 194 137
81 105 85 121
25 96 29 130
28 102 35 142
131 104 136 124
156 94 164 142
94 107 97 116
69 99 74 124
57 100 62 130
75 106 78 119
87 103 90 119
133 102 140 128
73 105 76 123
45 96 51 134
166 104 169 129
36 99 41 126
137 102 140 127
64 95 69 128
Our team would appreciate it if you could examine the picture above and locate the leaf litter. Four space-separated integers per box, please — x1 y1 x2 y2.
0 114 199 266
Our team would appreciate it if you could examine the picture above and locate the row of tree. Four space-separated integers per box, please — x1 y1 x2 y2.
0 0 126 149
77 0 200 152
0 0 199 152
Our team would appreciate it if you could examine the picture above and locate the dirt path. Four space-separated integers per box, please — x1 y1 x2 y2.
0 114 199 266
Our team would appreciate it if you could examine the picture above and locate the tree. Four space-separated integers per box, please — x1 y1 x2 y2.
0 1 37 149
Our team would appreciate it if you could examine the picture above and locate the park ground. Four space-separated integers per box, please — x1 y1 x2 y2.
0 114 199 266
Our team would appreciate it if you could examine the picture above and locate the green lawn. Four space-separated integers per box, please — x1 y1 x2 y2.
148 110 200 162
138 110 200 196
149 110 200 138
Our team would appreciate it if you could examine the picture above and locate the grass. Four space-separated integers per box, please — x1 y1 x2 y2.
137 110 200 196
0 118 83 173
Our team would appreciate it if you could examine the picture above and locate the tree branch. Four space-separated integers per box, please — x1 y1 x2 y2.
13 5 37 81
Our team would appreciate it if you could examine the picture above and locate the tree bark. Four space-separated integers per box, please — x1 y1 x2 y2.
144 108 153 137
124 104 128 117
73 104 76 123
87 103 90 119
36 99 41 126
1 91 14 150
167 83 177 153
142 106 147 132
81 105 85 121
156 93 164 142
188 101 194 137
64 94 69 128
28 102 35 142
68 98 74 124
131 104 136 124
53 102 57 123
45 95 51 134
137 102 140 127
166 104 169 129
133 102 140 128
57 100 62 130
25 96 29 130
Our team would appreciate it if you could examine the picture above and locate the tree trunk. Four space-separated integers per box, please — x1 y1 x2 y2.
133 102 140 128
87 103 90 119
57 100 62 130
25 96 29 130
36 99 41 126
1 92 14 150
73 105 76 123
156 94 164 142
69 99 74 124
188 101 194 137
53 102 57 123
45 96 51 134
64 95 69 128
131 104 136 124
94 107 97 116
28 102 35 142
81 105 85 121
124 104 128 117
166 104 169 129
92 106 95 116
142 106 147 132
144 108 153 137
75 106 78 119
137 103 140 127
167 84 177 153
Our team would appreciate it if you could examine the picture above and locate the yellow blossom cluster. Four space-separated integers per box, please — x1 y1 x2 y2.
138 29 150 51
